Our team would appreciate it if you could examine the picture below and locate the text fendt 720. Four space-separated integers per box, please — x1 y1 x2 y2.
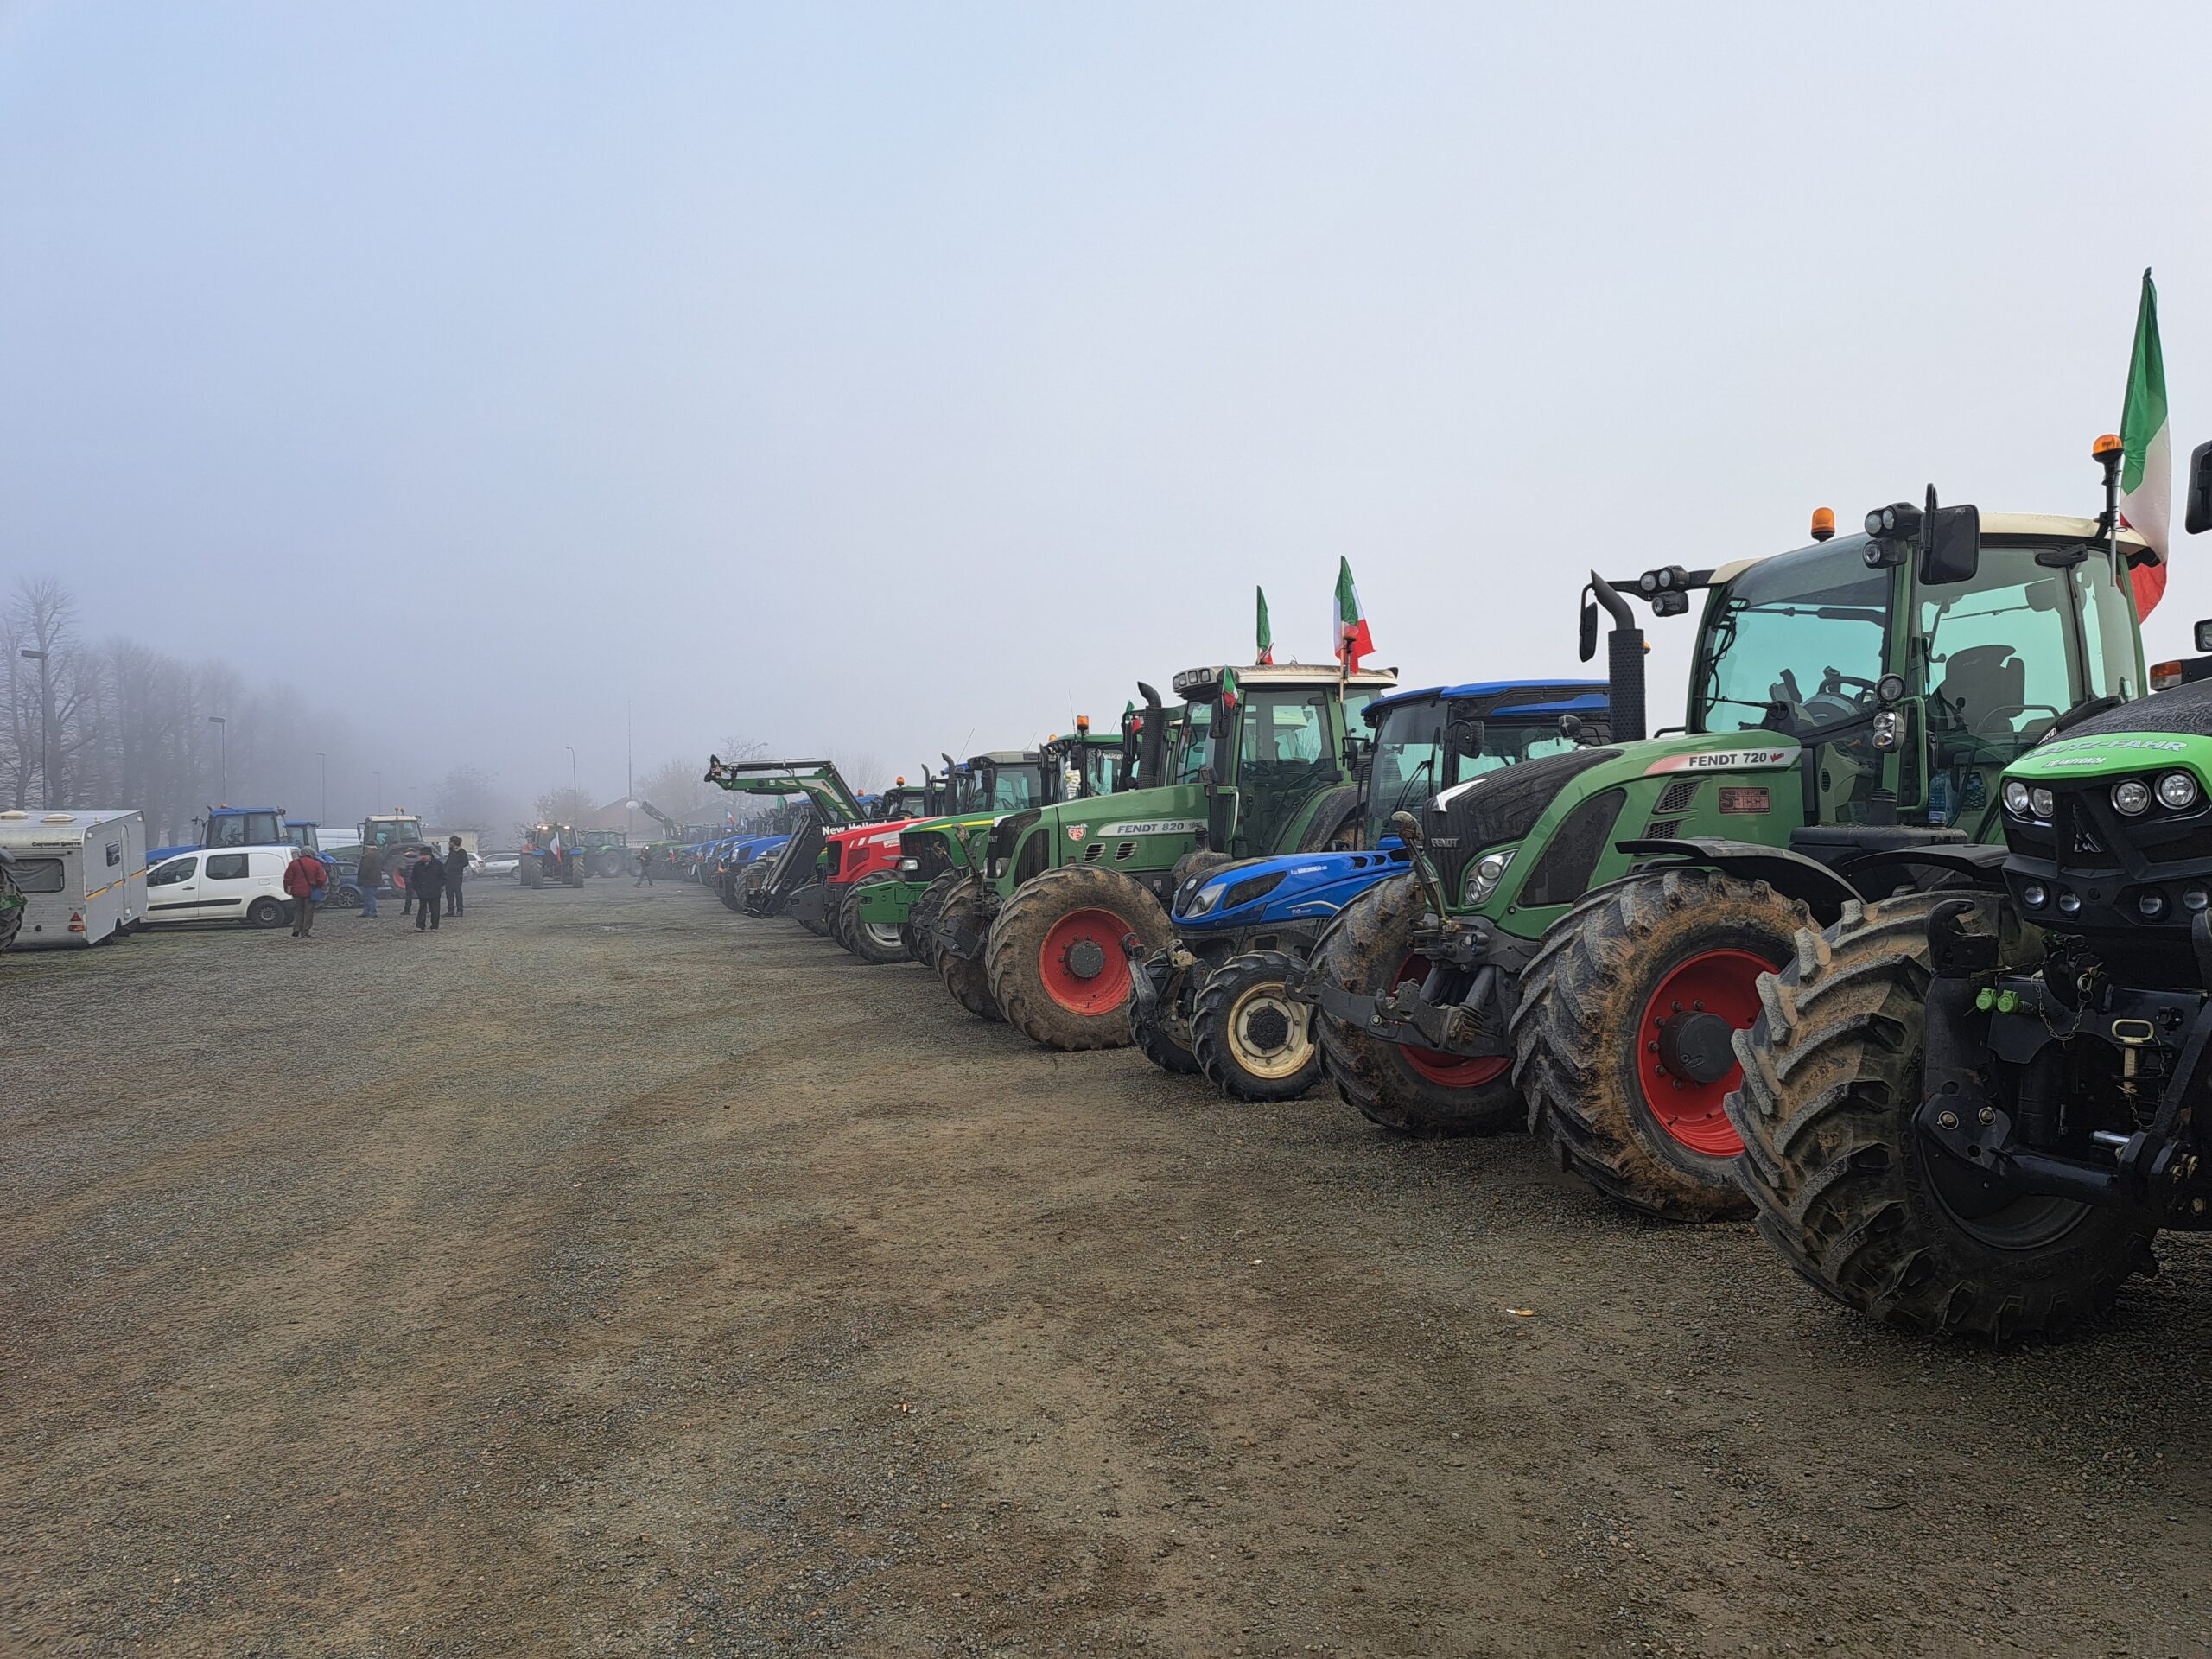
1315 442 2154 1221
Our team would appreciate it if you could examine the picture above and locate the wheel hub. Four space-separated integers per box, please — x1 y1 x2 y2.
1061 937 1107 980
1241 1002 1293 1054
1655 1007 1738 1086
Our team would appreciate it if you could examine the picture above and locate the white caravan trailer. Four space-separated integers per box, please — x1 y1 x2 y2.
0 809 148 948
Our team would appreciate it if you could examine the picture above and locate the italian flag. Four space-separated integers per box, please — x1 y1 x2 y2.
2120 268 2171 618
1255 586 1274 665
1334 556 1373 671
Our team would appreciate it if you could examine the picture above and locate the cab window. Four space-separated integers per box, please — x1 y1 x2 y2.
1238 690 1331 773
150 856 197 887
206 854 250 880
1173 701 1216 785
2076 553 2142 702
1698 544 1891 734
1917 547 2082 763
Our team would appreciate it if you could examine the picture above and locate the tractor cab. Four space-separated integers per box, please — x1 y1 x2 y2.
205 807 286 849
282 820 322 851
1045 721 1128 801
361 812 427 851
1358 680 1609 851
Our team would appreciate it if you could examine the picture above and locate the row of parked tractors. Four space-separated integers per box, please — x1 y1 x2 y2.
689 435 2212 1344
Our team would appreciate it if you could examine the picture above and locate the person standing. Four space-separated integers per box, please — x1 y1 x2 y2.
635 844 656 887
356 843 383 918
444 836 472 917
284 846 327 938
409 849 446 931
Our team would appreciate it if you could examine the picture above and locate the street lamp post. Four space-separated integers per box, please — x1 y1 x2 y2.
566 744 577 804
207 715 228 801
317 751 327 825
18 648 51 805
373 771 383 814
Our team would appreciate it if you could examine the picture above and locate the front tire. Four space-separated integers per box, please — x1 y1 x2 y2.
1727 893 2156 1340
1192 950 1320 1102
934 878 1003 1021
1314 876 1522 1134
984 866 1172 1051
842 874 909 964
907 869 962 966
1513 868 1804 1221
248 896 288 929
1129 950 1203 1075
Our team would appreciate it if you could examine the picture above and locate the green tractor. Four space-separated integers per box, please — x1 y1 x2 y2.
1726 440 2212 1338
701 757 867 927
932 663 1397 1049
1314 442 2154 1220
577 827 630 880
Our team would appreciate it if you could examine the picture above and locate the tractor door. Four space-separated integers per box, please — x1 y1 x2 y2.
1228 686 1339 855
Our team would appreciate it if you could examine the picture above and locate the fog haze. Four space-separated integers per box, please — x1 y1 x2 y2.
4 1 2211 823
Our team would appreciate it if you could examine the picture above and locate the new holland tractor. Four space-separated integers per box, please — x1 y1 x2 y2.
1130 679 1606 1099
1313 440 2158 1222
702 757 868 925
1723 438 2212 1338
932 663 1399 1050
519 822 587 887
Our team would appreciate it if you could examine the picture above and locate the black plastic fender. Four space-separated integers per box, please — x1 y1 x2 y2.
1615 837 1862 926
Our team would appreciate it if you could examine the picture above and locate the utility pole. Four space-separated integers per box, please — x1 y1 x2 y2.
317 751 327 825
18 648 51 805
567 744 577 806
207 715 228 801
626 699 633 840
373 771 383 814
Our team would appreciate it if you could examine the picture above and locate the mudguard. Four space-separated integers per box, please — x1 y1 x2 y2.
1615 837 1863 925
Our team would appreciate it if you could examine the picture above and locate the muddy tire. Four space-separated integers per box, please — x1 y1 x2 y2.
1129 951 1202 1075
934 878 1003 1022
985 866 1173 1051
1512 868 1805 1222
841 873 908 965
1169 849 1235 907
1314 875 1522 1133
0 865 20 952
1726 892 2156 1340
906 870 962 966
1192 950 1320 1102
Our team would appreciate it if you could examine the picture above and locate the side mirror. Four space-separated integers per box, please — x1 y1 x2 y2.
1578 598 1599 662
2194 619 2212 655
1918 503 1980 586
1341 734 1369 771
1447 718 1487 759
2188 439 2212 537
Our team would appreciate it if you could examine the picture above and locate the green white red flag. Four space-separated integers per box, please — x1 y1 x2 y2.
1255 587 1274 664
2120 268 2171 618
1333 557 1372 671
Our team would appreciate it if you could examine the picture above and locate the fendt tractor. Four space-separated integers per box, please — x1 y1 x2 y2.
519 822 587 887
849 732 1129 967
1726 438 2212 1340
933 662 1399 1050
1132 679 1606 1100
1315 439 2158 1223
701 758 868 923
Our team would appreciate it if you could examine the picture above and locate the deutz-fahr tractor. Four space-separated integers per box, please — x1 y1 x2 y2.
844 734 1127 966
702 757 867 925
1132 679 1606 1099
934 663 1398 1050
577 828 629 879
520 822 588 887
1315 441 2156 1222
1725 438 2212 1338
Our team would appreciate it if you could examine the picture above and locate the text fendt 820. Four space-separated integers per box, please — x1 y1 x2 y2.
1316 442 2153 1221
933 662 1399 1051
1726 439 2212 1340
701 758 868 924
1129 678 1607 1101
857 726 1144 972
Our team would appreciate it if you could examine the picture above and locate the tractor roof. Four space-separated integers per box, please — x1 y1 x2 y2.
1710 516 2152 587
1172 664 1398 699
1367 678 1605 718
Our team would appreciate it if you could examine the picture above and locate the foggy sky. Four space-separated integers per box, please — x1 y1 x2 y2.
4 1 2211 820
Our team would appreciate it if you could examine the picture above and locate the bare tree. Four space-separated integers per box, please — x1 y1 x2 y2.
431 765 510 832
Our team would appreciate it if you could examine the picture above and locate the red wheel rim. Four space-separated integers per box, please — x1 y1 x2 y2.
1037 907 1135 1016
1635 946 1776 1157
1392 953 1509 1088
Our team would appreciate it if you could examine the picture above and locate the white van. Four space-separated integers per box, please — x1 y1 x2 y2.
143 845 297 930
0 809 149 948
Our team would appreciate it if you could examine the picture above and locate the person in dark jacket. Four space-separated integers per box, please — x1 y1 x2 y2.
635 844 657 887
355 843 384 918
409 849 446 931
444 837 472 917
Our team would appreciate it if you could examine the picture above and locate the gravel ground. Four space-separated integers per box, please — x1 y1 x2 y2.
3 876 2209 1657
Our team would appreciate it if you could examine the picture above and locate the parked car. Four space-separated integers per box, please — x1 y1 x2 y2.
475 849 521 877
143 846 298 929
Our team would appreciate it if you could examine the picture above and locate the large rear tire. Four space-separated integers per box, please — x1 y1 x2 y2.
1727 893 2156 1340
1192 950 1320 1102
934 878 1003 1021
985 866 1173 1051
1513 868 1805 1221
841 873 909 964
1314 876 1522 1134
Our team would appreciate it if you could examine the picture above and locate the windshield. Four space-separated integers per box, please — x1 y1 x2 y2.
976 764 1044 811
1173 700 1216 785
1366 697 1445 844
209 810 283 847
1696 543 1891 734
1085 745 1125 795
284 824 315 848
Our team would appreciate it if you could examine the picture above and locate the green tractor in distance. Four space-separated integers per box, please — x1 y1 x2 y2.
1314 442 2153 1221
702 757 867 926
935 662 1397 1049
577 827 630 879
1728 439 2212 1340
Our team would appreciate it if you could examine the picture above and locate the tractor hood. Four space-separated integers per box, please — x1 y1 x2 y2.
1173 845 1408 931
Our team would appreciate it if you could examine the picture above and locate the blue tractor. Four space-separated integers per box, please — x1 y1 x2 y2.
1128 679 1608 1101
148 805 291 866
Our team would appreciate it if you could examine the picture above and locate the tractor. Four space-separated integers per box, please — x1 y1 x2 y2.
1724 438 2212 1338
519 821 587 887
578 828 630 879
1313 438 2158 1224
1131 680 1605 1099
702 758 868 925
932 663 1398 1050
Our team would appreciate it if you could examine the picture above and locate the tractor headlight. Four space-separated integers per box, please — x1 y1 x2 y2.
1462 849 1516 906
2113 779 2152 817
2019 881 2048 909
1184 879 1225 917
898 856 920 874
2002 780 2034 817
1872 711 1901 752
2029 786 2056 820
2158 772 2199 810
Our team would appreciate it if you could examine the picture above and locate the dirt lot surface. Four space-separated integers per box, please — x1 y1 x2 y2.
5 877 2209 1657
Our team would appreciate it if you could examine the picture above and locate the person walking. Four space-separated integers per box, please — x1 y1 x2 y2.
284 846 328 938
635 844 656 887
356 843 383 918
444 836 472 918
408 849 446 931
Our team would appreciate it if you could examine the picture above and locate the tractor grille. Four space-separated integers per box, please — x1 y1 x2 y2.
1655 779 1700 817
902 833 953 882
1425 747 1618 897
1522 788 1625 907
1643 818 1683 841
